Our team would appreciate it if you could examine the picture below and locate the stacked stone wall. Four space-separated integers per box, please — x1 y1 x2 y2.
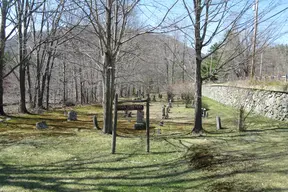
203 85 288 121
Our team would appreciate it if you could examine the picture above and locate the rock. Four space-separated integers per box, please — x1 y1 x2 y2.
36 121 48 130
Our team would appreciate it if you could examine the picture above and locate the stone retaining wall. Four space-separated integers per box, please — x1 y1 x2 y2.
202 85 288 121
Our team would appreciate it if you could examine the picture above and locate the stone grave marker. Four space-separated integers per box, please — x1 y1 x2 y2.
165 106 169 119
162 105 166 119
157 128 161 134
201 108 207 118
167 105 170 113
67 110 77 121
93 115 100 129
134 110 146 130
123 110 128 117
216 116 222 130
191 100 195 108
36 121 48 130
168 99 172 108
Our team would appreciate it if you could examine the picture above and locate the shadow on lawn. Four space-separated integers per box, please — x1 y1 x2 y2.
1 137 287 192
0 153 257 192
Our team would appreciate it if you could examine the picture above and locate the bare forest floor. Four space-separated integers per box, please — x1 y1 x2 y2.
0 97 288 192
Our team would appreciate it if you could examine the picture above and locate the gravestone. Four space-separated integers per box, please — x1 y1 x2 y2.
134 110 146 130
128 112 132 117
67 110 77 121
216 116 222 130
157 128 161 134
123 110 128 117
93 115 100 129
36 121 48 130
167 105 170 113
165 106 169 119
162 105 166 119
191 100 195 108
168 99 172 108
201 108 207 118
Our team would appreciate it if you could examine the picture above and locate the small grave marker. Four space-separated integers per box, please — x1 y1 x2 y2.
67 111 77 121
201 108 207 118
168 99 172 108
165 106 169 119
162 105 166 119
93 115 100 129
36 121 48 130
134 110 146 130
216 116 222 130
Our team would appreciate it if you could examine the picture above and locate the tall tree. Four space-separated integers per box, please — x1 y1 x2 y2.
181 0 253 133
0 0 11 115
73 0 176 134
15 0 46 113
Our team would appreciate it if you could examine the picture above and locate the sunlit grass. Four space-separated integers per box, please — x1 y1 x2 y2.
0 99 287 191
221 79 288 92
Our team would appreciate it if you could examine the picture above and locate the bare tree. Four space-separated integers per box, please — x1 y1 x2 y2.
72 0 176 134
30 0 66 109
181 0 253 133
0 0 11 115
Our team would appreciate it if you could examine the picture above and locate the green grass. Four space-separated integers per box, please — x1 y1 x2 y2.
0 99 288 191
222 79 288 92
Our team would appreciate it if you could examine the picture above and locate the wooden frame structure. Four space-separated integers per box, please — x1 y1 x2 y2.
112 94 150 154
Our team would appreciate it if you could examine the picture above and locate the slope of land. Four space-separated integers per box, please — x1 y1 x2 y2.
0 97 287 191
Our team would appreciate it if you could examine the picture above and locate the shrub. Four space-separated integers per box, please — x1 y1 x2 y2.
65 100 76 107
171 82 195 107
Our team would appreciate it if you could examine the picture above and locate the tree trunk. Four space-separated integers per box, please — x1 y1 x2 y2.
26 62 34 108
79 67 84 104
18 26 28 112
46 73 51 110
192 56 203 133
192 0 203 133
0 1 7 116
19 63 28 113
73 67 79 103
102 60 112 133
62 60 66 105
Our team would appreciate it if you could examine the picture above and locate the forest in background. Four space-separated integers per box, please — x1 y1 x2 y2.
1 0 288 133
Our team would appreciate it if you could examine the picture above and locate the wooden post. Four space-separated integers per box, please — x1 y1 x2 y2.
112 94 118 154
146 94 150 152
216 116 221 130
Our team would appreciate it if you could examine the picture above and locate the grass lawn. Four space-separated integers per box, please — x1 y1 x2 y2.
0 98 288 192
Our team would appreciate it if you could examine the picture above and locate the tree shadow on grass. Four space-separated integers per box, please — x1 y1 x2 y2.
1 133 288 192
0 151 280 192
